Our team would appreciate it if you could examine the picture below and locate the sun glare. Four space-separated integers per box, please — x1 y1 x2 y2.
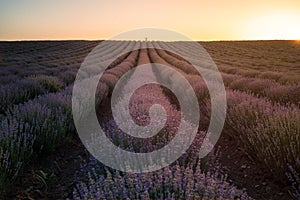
245 12 300 40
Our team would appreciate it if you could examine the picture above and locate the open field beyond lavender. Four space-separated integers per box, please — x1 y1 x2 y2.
0 40 299 200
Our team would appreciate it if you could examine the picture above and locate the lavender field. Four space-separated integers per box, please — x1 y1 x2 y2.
0 40 299 200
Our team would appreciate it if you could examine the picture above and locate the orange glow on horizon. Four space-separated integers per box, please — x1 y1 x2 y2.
1 0 300 41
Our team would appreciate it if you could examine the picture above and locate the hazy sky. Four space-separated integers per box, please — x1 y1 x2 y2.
1 0 300 41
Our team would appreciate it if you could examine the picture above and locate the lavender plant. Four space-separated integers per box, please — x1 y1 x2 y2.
0 78 46 113
225 74 300 105
0 87 73 193
58 70 77 85
29 75 64 92
72 159 251 200
0 118 35 192
222 90 300 181
0 75 64 114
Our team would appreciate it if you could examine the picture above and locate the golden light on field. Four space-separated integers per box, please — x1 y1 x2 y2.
243 12 300 40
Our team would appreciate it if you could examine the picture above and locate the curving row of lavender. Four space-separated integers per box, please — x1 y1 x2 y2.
157 42 300 106
154 41 300 198
71 43 252 199
0 41 139 194
200 41 300 84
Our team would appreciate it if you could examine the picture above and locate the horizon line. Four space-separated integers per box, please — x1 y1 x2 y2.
0 39 298 42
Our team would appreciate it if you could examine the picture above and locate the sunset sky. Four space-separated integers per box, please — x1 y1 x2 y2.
0 0 300 41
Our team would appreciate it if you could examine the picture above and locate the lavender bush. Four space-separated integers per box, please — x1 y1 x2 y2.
29 74 64 92
225 74 300 105
218 62 299 84
7 101 68 153
0 119 35 192
221 90 300 181
0 88 73 193
0 74 19 85
0 78 46 113
58 70 77 85
72 159 251 200
0 75 64 114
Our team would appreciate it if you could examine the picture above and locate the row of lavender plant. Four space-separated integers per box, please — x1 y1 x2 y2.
72 160 250 200
155 42 300 106
72 122 249 199
100 48 140 92
150 43 300 198
50 40 135 86
72 52 251 199
217 64 299 84
221 73 300 106
205 89 300 193
74 44 140 121
0 41 129 86
0 75 64 114
148 47 210 127
162 42 299 196
152 45 219 113
0 41 141 194
156 41 218 74
58 40 137 86
104 46 185 154
200 41 300 84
